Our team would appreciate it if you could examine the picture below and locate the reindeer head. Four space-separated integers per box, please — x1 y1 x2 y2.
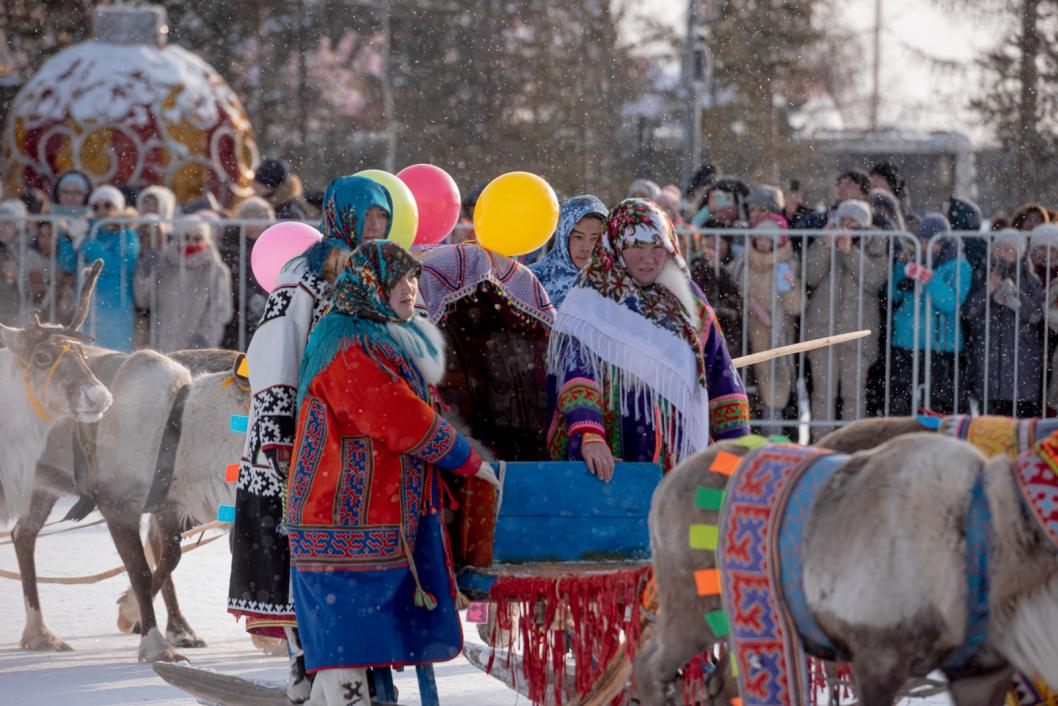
0 260 113 424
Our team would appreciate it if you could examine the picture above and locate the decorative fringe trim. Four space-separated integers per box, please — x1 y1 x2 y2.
486 566 651 706
548 328 709 462
681 649 715 705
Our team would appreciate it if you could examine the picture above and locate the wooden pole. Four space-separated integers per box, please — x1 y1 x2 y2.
731 329 871 369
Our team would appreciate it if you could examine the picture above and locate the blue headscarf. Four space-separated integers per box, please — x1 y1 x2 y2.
297 241 435 406
529 195 607 308
299 175 393 276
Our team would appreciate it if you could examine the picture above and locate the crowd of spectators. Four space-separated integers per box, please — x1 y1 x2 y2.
4 157 1058 426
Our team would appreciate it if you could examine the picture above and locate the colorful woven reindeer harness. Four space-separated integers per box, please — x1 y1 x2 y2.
694 435 993 706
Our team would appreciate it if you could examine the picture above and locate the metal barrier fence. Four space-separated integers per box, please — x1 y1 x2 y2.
2 214 1051 434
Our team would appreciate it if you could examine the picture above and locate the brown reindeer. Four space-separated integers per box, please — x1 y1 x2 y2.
1 262 245 660
634 433 1058 706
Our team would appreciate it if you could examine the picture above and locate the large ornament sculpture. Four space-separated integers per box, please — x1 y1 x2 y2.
0 4 258 203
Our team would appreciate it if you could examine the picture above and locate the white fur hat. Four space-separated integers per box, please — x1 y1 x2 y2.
88 185 126 211
1030 223 1058 251
835 199 872 228
995 228 1027 259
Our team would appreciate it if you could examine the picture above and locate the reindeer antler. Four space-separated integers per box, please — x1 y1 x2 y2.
68 259 104 332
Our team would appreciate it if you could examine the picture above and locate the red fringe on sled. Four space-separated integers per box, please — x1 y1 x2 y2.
486 566 651 706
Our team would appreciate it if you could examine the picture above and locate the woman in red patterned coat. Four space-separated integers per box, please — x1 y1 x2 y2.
287 240 499 705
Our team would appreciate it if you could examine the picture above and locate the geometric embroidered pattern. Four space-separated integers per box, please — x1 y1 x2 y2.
558 377 603 413
337 436 371 526
710 394 751 435
400 456 426 555
227 596 296 616
236 460 284 497
717 443 830 706
259 286 295 326
287 526 405 571
287 397 327 526
407 415 457 464
1013 448 1058 554
248 384 298 461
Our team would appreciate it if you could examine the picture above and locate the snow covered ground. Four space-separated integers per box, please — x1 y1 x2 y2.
0 498 951 705
0 499 519 705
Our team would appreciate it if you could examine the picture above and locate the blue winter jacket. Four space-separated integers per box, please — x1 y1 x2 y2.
891 256 972 354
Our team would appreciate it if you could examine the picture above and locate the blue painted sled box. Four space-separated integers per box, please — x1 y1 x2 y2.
487 461 662 563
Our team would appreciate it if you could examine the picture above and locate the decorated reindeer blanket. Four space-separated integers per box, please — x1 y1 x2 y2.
713 441 847 706
932 414 1058 457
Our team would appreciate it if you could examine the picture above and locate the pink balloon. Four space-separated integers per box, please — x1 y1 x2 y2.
397 164 461 245
251 222 323 293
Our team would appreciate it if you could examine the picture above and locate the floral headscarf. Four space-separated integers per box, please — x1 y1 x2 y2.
321 175 393 247
332 240 421 322
301 175 393 276
298 241 432 406
575 198 705 383
529 195 607 308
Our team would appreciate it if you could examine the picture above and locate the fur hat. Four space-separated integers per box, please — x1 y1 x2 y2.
1030 223 1058 251
915 213 951 240
994 228 1027 260
745 185 785 213
236 196 275 221
137 185 177 221
835 199 872 228
254 159 287 189
88 185 126 211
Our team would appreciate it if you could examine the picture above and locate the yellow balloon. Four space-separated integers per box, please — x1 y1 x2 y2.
474 172 560 257
353 169 419 249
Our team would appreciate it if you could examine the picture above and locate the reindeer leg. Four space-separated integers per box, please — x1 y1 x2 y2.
851 649 909 706
15 489 71 652
945 663 1014 706
100 501 184 663
149 510 206 648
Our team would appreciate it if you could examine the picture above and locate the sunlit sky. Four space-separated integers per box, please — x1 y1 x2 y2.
645 0 1001 142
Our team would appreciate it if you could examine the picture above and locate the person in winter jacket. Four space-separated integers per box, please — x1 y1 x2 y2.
58 185 140 350
21 207 74 324
253 159 311 221
869 161 911 216
945 196 986 292
220 197 276 350
730 213 802 432
1013 203 1050 232
689 243 744 359
804 199 889 427
0 199 28 324
1031 224 1058 411
889 214 973 415
964 229 1044 417
134 218 233 352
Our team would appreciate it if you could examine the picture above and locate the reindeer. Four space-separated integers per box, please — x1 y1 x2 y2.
634 433 1058 706
0 261 113 523
1 264 246 661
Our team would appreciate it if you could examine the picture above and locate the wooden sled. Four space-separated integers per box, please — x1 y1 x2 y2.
153 661 411 706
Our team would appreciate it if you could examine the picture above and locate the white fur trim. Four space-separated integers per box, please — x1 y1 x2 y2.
386 316 447 386
655 259 700 329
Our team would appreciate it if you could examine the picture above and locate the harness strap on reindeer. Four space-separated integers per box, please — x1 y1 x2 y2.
703 436 994 706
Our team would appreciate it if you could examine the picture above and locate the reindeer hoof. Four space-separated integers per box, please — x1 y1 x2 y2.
140 647 188 664
117 615 136 634
20 632 73 652
138 627 187 663
169 634 207 649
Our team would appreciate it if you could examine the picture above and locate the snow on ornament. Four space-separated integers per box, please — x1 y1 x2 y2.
0 4 258 204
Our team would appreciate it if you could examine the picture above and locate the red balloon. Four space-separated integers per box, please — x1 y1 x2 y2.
397 164 461 245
